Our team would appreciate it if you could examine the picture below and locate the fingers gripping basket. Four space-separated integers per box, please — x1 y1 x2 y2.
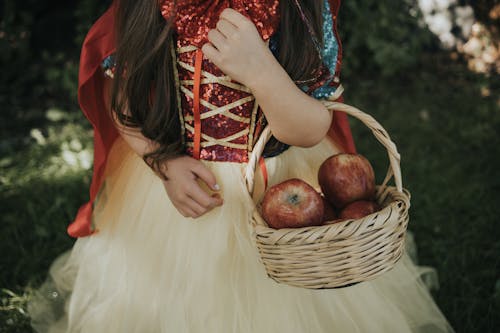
244 101 411 289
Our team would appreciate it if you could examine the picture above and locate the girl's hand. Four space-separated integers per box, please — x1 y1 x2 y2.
161 156 223 218
201 8 278 88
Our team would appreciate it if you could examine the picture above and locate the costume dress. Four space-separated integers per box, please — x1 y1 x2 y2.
29 1 454 332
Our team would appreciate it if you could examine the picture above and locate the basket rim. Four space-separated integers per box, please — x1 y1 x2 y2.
253 184 410 230
251 186 410 247
245 96 404 199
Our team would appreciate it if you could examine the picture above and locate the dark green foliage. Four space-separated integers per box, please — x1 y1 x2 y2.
0 0 109 146
0 111 93 332
471 0 500 24
339 0 436 77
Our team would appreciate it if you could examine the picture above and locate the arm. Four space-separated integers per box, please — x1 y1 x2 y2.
202 9 332 147
245 56 332 147
102 78 223 218
102 78 161 160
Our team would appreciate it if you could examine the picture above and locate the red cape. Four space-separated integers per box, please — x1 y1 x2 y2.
67 0 356 238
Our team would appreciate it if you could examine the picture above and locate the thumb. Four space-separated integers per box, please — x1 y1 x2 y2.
191 162 220 192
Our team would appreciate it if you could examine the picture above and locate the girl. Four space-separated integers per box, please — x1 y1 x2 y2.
29 0 454 332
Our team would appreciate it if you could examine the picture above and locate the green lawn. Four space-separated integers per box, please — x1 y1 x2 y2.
344 54 500 332
1 53 499 332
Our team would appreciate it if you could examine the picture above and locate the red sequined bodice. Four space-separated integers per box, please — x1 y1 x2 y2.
161 0 280 163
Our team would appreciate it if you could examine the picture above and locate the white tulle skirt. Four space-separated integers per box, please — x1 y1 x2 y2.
29 136 454 333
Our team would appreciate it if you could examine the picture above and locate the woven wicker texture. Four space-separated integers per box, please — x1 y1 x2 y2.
244 99 411 289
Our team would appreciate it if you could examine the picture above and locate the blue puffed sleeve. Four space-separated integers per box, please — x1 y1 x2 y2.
305 0 341 100
268 0 341 99
101 54 116 79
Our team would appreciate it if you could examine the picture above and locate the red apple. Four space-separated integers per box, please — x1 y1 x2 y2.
339 200 380 220
321 196 337 223
261 178 324 229
318 153 376 208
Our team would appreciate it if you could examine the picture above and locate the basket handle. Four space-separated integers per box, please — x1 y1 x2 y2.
245 101 403 197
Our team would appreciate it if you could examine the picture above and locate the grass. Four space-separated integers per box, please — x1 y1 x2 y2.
0 109 90 332
343 53 500 332
0 53 499 332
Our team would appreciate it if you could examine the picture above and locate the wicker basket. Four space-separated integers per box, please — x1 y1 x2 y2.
244 100 411 289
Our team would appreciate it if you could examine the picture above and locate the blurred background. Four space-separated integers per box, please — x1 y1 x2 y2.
1 0 499 332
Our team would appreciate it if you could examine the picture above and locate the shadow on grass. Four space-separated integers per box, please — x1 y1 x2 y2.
0 177 83 332
1 113 92 331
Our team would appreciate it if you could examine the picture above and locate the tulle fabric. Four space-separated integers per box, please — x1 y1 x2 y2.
29 137 454 333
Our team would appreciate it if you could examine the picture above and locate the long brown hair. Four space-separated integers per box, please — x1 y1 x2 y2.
112 0 324 178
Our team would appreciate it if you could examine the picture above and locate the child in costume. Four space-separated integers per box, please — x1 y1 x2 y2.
29 1 454 332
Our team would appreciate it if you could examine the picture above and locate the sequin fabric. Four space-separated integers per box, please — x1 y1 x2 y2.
176 50 260 162
161 0 280 48
162 0 280 163
307 0 341 99
128 0 341 163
